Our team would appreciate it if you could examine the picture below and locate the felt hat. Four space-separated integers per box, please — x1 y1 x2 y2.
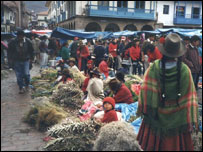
91 68 101 76
17 30 25 36
68 58 76 64
157 33 186 58
103 97 115 108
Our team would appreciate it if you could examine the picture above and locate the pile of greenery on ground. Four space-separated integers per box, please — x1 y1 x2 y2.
68 68 86 87
51 81 84 110
125 75 143 102
23 97 67 132
44 120 103 151
30 68 58 98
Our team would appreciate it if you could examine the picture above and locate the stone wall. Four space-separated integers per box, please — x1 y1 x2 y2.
59 16 156 31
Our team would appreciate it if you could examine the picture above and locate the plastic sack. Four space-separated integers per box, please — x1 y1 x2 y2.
131 117 142 134
115 102 139 121
79 101 98 121
115 102 142 134
40 52 48 67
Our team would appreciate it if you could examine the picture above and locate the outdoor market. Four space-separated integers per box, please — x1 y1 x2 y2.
1 27 202 151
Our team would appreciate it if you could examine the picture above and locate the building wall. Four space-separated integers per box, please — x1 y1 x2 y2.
59 15 155 31
157 1 174 26
76 1 88 16
157 1 202 27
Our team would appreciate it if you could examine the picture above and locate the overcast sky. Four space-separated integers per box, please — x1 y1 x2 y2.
24 1 48 13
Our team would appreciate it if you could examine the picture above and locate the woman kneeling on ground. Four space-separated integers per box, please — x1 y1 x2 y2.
108 78 133 104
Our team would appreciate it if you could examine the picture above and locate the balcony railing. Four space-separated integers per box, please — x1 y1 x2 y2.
86 5 155 20
174 14 202 25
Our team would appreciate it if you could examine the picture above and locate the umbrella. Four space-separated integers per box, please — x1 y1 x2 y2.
1 41 8 49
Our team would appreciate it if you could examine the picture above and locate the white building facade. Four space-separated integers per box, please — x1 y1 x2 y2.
46 1 202 31
46 1 157 31
157 1 202 28
37 11 49 28
1 4 16 32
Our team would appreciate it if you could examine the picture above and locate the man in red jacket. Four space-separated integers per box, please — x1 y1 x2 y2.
101 97 118 123
146 43 163 63
109 39 118 70
77 41 90 71
130 40 142 75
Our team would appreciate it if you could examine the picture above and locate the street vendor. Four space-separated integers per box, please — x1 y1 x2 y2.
86 68 104 107
68 57 80 72
108 78 133 104
99 54 109 80
101 97 118 123
136 33 199 151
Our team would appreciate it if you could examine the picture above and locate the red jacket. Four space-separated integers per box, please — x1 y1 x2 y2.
114 84 133 104
147 47 163 62
102 97 118 123
123 48 130 59
80 46 90 59
99 60 109 78
109 43 118 57
102 110 118 123
129 46 141 61
82 77 90 93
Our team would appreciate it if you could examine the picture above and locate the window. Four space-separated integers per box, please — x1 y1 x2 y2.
98 1 109 10
176 6 185 17
163 5 169 14
45 17 47 20
98 1 109 6
135 1 145 9
192 7 200 18
117 1 127 8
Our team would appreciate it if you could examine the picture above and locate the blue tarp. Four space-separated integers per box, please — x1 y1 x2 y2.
50 27 202 41
157 28 202 39
51 27 98 40
1 32 16 38
115 102 142 134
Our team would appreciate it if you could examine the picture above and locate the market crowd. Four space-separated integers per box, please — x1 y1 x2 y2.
1 29 202 151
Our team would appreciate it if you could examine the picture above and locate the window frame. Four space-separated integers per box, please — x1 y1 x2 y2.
163 5 169 14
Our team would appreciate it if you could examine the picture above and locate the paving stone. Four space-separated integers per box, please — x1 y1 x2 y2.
1 65 46 151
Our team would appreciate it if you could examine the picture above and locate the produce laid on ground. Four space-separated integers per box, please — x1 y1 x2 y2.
125 75 143 102
51 81 84 110
68 68 86 87
30 68 58 98
24 65 202 151
23 97 67 132
44 120 103 151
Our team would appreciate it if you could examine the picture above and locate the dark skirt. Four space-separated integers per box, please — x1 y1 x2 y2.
137 122 194 151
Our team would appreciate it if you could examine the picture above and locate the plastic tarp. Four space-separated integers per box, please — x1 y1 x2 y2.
157 28 202 39
115 102 142 134
1 32 16 39
50 27 202 41
51 27 98 40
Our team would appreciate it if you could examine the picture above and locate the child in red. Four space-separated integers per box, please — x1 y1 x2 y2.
101 97 118 123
